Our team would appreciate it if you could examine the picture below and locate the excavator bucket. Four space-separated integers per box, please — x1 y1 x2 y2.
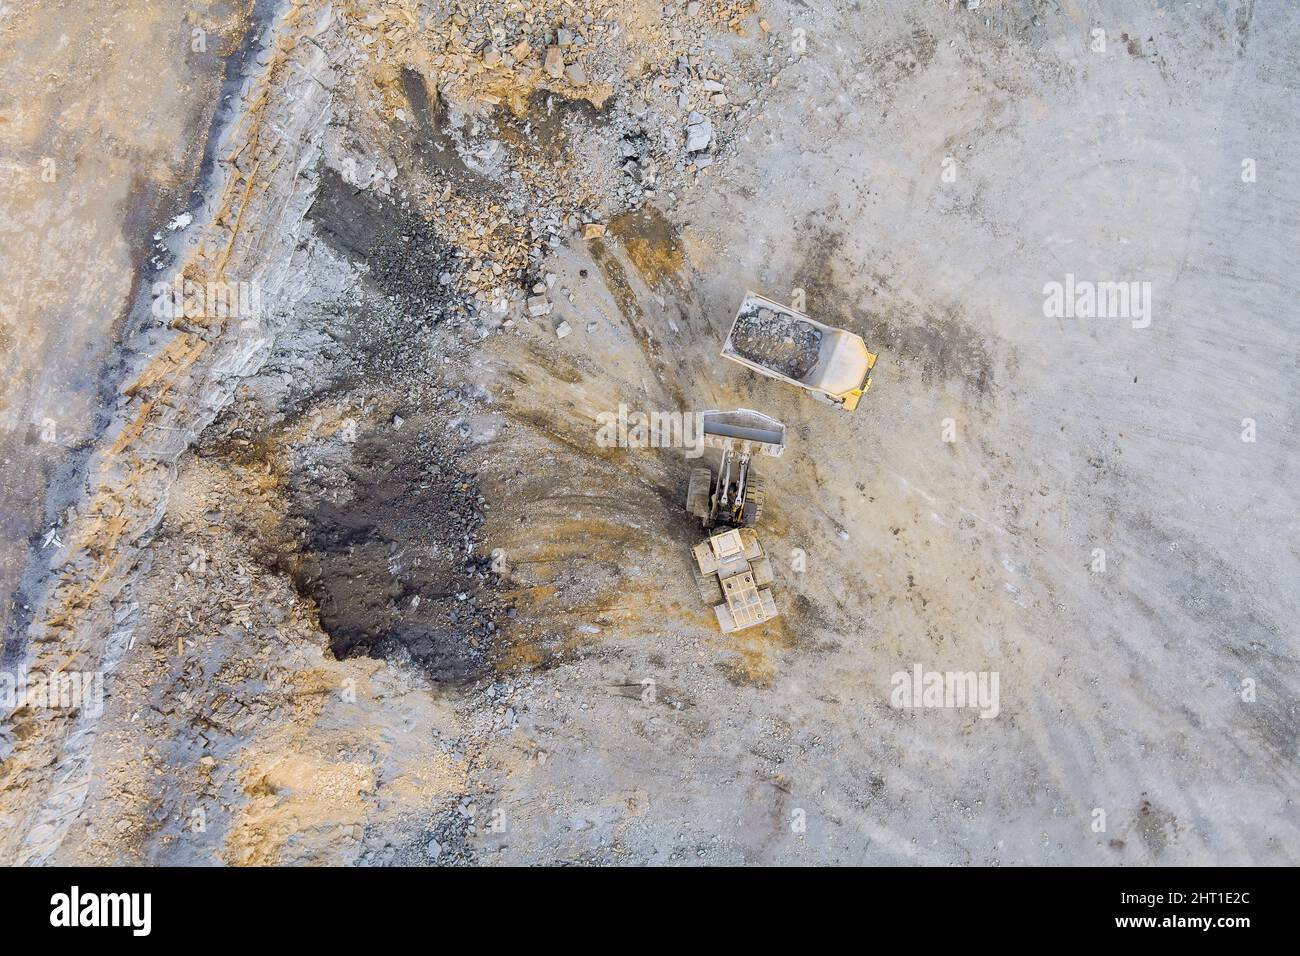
700 408 786 457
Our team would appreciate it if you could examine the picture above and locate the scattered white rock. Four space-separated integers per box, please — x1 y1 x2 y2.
685 118 714 152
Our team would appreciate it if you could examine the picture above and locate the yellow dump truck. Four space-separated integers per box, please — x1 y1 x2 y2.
721 291 878 410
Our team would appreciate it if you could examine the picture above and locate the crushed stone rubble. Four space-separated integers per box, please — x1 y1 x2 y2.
328 0 792 320
729 305 823 379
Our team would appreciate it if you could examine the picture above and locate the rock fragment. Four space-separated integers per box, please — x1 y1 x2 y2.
685 118 714 152
544 46 564 78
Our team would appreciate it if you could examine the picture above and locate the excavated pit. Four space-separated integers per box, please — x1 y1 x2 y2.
286 410 498 682
177 162 510 684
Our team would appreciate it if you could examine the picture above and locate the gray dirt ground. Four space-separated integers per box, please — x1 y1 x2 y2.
0 0 261 640
1 0 1297 866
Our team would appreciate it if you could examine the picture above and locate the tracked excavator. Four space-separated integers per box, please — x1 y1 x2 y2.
685 409 785 633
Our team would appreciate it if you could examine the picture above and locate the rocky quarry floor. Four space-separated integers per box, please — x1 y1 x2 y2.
1 0 1298 866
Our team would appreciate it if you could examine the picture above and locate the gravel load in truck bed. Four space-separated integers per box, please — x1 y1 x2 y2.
729 306 824 380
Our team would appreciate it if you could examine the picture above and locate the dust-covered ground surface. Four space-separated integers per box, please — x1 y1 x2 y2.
1 0 1298 866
